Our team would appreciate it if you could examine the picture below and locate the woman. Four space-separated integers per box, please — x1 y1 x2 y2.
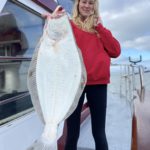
45 0 121 149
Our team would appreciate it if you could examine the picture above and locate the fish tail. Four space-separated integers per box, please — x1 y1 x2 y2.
26 137 57 150
27 123 58 150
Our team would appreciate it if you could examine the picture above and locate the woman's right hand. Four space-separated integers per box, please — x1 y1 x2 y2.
42 5 66 19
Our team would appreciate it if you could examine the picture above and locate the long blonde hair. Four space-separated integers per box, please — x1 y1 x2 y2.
72 0 99 32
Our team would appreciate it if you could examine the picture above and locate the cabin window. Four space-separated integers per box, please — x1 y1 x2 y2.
0 0 44 125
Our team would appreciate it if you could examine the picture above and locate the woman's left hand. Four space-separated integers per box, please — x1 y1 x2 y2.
94 16 103 26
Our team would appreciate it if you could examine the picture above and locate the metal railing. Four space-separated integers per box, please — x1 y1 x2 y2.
119 64 145 102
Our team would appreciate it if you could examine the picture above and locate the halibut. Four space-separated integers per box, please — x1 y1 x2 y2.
27 14 87 150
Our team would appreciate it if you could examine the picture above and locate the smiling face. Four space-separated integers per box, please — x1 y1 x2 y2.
78 0 95 20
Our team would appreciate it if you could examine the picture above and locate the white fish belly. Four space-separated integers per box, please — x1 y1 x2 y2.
27 15 87 150
28 15 87 125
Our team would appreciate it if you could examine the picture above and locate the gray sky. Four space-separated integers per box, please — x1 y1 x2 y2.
100 0 150 63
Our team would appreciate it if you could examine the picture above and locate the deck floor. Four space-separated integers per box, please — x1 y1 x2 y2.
78 91 132 150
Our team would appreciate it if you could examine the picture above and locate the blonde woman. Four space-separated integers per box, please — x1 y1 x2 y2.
45 0 121 149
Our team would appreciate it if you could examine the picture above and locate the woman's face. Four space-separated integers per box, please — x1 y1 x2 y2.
78 0 95 20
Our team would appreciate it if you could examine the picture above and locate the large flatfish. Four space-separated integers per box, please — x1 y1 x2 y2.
27 14 87 150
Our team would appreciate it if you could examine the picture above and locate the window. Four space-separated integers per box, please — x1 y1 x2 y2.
0 0 44 124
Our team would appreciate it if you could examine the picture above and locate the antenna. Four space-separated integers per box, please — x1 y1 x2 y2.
129 55 142 65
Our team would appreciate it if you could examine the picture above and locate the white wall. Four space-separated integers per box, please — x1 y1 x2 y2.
0 0 7 12
0 112 43 150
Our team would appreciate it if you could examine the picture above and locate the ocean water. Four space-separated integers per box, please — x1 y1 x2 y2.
109 65 150 101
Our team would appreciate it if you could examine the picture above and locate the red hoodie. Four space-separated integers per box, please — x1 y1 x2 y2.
70 21 121 85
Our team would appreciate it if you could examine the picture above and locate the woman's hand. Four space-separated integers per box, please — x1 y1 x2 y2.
42 5 66 19
94 16 103 26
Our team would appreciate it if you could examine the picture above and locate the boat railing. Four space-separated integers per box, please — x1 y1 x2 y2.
116 63 145 103
111 63 147 150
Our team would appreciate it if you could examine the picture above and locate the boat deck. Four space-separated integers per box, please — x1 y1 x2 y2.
78 91 132 150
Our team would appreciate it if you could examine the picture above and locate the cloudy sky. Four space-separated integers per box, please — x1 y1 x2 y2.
100 0 150 64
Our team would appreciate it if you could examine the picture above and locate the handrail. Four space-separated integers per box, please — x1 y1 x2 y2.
130 65 145 102
0 92 29 106
118 63 145 102
136 66 145 102
116 62 147 150
0 56 32 61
